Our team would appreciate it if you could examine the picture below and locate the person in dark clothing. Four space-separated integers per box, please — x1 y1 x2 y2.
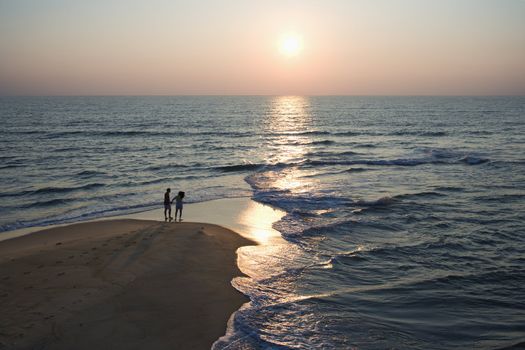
164 188 173 221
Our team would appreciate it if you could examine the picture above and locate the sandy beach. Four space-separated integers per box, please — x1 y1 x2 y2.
0 219 253 349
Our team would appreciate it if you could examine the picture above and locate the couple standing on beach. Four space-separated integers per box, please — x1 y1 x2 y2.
164 188 185 222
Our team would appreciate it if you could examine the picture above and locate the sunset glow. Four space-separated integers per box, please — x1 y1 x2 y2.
0 1 524 95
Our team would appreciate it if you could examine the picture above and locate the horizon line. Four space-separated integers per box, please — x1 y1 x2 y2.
1 94 524 98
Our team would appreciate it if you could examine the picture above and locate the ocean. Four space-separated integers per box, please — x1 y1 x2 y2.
1 96 524 349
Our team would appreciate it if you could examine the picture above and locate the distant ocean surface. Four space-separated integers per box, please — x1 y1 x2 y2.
1 96 524 349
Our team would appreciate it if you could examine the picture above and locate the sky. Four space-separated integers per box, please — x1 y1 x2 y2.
0 0 524 95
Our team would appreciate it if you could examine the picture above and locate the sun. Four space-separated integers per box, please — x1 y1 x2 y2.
279 34 302 57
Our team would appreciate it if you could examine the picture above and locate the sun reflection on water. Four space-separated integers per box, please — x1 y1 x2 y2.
262 96 318 194
235 199 285 245
265 96 312 163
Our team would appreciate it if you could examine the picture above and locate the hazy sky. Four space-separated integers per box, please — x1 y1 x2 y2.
1 0 524 95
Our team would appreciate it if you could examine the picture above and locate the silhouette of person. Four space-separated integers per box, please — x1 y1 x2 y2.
174 191 185 221
164 188 173 221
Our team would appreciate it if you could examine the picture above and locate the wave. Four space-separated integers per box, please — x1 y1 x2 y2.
435 186 465 192
194 130 253 137
421 149 490 166
304 158 449 167
52 146 82 152
0 164 24 170
355 196 396 206
302 167 373 178
353 143 376 148
264 129 448 139
32 183 105 195
303 153 491 167
356 191 450 208
0 183 105 198
143 163 193 171
274 130 331 136
249 190 353 219
0 157 27 166
495 341 525 350
117 176 210 187
41 130 254 139
393 191 447 200
0 201 158 233
490 160 525 167
76 170 108 177
2 130 43 135
309 140 336 145
217 163 264 172
0 155 18 160
327 239 476 267
331 130 447 137
344 167 370 172
24 197 77 208
333 131 361 136
351 191 446 206
473 194 525 202
390 130 448 137
418 131 448 137
460 156 489 165
467 130 494 135
409 268 525 291
304 150 359 158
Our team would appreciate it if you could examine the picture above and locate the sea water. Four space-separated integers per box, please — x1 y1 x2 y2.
1 96 524 349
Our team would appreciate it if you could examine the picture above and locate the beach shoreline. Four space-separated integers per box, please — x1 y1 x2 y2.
0 197 285 244
0 218 255 349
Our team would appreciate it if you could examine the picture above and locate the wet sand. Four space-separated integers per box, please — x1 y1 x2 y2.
0 219 253 349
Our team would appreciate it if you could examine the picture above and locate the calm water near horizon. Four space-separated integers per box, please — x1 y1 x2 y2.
1 96 524 349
